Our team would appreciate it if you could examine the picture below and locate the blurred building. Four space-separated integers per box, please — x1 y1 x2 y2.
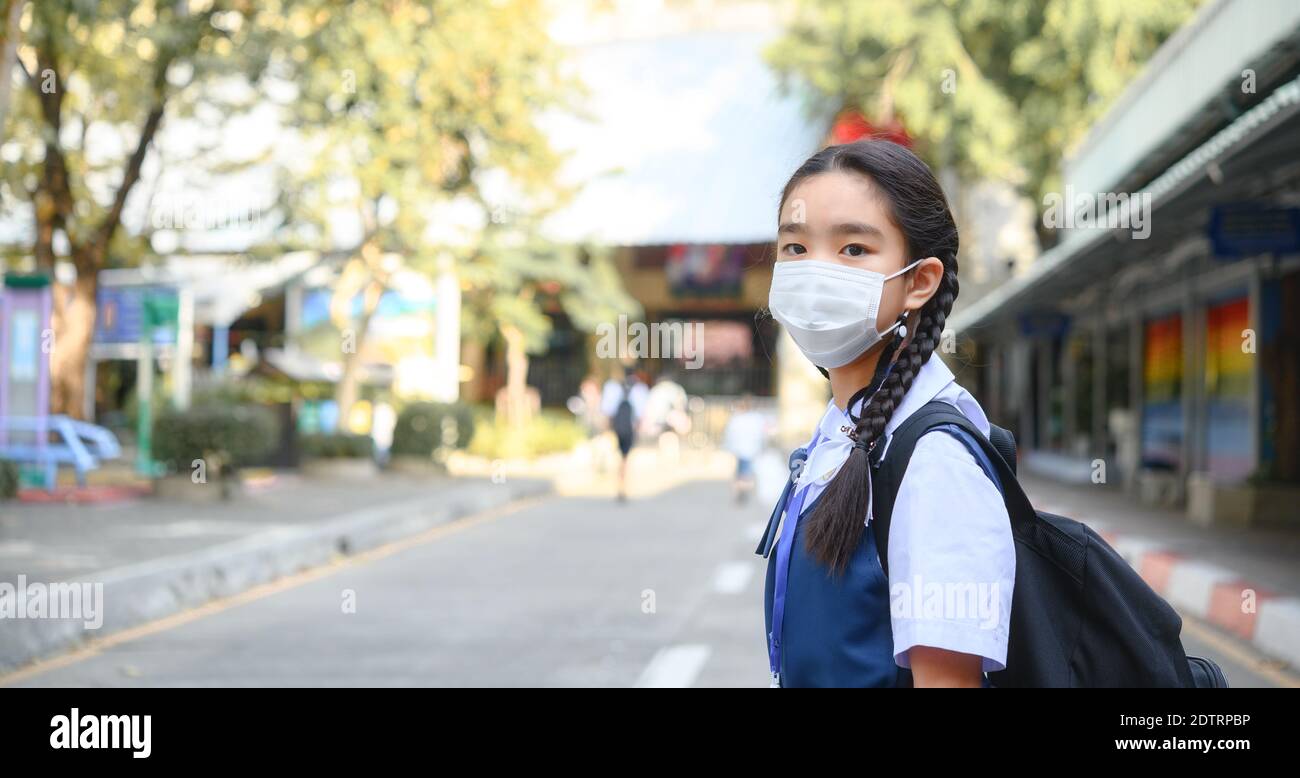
951 0 1300 526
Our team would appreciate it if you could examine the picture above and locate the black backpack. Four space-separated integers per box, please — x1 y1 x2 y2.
867 400 1228 688
612 383 635 439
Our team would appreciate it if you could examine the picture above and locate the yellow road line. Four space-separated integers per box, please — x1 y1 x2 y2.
1179 612 1300 688
0 495 547 687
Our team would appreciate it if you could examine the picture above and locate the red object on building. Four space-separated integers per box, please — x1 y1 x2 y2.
829 109 911 148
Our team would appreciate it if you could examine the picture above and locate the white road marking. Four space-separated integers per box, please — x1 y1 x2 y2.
713 561 753 594
635 644 712 688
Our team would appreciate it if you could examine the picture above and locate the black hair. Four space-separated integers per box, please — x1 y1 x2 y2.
777 139 960 575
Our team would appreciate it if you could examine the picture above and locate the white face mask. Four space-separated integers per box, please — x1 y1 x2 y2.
768 258 922 368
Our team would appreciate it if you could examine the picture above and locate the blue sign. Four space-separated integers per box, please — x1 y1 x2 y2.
95 286 178 345
9 309 38 381
1208 204 1300 257
1017 312 1070 338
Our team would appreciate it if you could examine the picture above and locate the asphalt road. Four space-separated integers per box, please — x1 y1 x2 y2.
5 480 1293 688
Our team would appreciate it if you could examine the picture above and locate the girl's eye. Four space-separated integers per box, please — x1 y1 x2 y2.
781 243 806 256
843 244 869 257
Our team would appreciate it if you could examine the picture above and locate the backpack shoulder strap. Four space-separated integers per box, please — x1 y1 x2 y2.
869 401 1033 578
988 425 1017 475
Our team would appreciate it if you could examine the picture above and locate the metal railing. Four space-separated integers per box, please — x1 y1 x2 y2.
0 416 123 490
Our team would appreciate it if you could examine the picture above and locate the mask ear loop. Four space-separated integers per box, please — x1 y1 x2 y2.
844 311 909 434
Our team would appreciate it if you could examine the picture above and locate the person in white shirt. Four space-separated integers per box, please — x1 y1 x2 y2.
722 394 770 505
759 139 1014 688
642 371 691 464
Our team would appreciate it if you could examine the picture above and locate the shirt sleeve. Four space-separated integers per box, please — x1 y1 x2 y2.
631 383 650 419
886 429 1015 674
599 381 618 418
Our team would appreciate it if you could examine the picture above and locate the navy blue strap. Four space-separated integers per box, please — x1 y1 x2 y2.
931 423 1004 495
762 433 823 686
870 402 1032 580
754 445 811 558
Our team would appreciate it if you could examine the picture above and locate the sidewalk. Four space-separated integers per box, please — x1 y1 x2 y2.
0 472 550 673
1022 474 1300 670
447 435 736 498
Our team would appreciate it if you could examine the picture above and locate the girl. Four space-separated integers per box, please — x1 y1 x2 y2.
759 140 1015 688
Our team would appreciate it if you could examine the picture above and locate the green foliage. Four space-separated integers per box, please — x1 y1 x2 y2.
468 410 586 460
459 232 641 357
766 0 1204 203
298 432 374 460
258 0 617 379
390 402 476 458
0 459 18 499
3 0 286 264
192 375 334 407
2 0 602 420
153 404 279 475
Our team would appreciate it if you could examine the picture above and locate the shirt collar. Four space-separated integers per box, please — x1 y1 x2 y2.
884 352 958 436
816 352 977 443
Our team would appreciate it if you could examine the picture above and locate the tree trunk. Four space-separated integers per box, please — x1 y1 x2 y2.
500 324 531 429
334 280 383 428
49 271 98 419
0 1 25 144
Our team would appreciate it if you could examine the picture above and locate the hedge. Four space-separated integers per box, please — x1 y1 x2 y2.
153 404 279 474
299 432 375 460
0 459 18 499
390 402 475 458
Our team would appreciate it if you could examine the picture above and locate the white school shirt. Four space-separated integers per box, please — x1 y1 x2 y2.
791 352 1016 673
600 379 649 421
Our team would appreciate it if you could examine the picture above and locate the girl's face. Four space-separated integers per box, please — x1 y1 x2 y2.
776 170 940 332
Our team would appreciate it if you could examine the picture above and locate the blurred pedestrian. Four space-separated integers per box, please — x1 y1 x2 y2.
642 368 691 464
567 375 605 438
371 401 396 465
722 394 768 505
601 368 648 502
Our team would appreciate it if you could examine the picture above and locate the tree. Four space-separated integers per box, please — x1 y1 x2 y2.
458 212 639 428
267 0 589 423
0 0 26 142
766 0 1202 217
1 0 282 417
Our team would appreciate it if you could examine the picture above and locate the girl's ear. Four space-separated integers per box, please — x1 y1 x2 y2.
902 256 945 313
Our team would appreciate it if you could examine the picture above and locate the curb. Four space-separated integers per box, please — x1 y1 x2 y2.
1092 523 1300 671
0 478 552 674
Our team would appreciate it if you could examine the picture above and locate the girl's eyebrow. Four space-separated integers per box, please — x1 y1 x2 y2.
778 221 884 239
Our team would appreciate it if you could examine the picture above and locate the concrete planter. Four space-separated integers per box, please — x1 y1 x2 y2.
301 457 378 480
1136 470 1183 508
385 455 447 477
152 472 243 502
1188 472 1300 528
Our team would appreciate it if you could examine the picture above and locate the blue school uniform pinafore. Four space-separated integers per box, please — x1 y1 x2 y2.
759 429 996 688
758 433 912 688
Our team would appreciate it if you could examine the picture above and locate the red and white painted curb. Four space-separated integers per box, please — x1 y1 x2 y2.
1043 509 1300 671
